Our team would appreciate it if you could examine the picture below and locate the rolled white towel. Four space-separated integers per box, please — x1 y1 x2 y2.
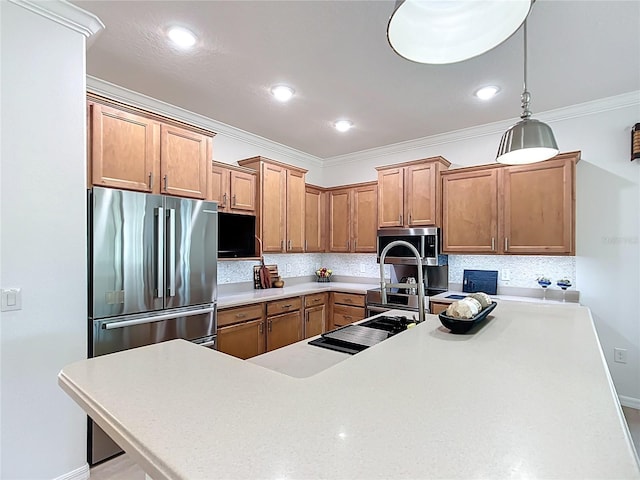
445 297 481 319
468 292 492 309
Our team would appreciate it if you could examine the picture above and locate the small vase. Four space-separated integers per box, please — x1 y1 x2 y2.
317 276 330 283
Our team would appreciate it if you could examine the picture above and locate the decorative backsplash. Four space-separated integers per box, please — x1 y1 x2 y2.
217 253 576 288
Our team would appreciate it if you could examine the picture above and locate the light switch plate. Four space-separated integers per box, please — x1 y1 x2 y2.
1 288 22 312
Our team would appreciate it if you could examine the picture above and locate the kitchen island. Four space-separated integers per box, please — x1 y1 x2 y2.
59 301 640 479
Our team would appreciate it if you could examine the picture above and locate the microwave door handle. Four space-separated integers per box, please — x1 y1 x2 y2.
167 208 176 297
155 207 164 298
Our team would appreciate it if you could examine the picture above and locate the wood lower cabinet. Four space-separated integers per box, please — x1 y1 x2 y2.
88 99 214 199
238 157 307 253
328 182 378 253
304 293 328 338
441 151 579 255
376 157 450 228
429 301 449 315
330 292 365 329
217 319 265 360
266 297 303 351
211 162 256 215
217 303 266 359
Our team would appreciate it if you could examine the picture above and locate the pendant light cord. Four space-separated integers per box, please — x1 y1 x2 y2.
520 20 532 120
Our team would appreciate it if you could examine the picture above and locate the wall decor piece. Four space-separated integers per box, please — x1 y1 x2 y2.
632 123 640 161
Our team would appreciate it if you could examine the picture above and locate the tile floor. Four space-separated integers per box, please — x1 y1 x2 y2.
91 407 640 479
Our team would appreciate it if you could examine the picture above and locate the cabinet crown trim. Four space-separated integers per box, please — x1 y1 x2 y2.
88 93 216 137
375 156 451 171
238 156 308 174
440 150 581 176
212 160 257 176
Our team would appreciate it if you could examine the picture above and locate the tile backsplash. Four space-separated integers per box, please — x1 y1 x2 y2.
218 253 576 288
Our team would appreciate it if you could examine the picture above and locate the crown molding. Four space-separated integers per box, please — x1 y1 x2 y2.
86 76 324 167
10 0 104 38
323 91 640 167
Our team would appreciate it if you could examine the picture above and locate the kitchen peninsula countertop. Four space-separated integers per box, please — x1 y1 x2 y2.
58 301 639 480
217 281 375 308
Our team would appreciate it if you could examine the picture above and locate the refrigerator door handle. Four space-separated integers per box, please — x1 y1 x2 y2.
155 207 165 298
103 306 215 330
167 208 176 297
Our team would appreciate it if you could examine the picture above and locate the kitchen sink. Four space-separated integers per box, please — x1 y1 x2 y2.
359 315 416 334
308 315 416 355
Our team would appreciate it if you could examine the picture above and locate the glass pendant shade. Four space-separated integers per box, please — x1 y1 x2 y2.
387 0 531 64
496 118 559 165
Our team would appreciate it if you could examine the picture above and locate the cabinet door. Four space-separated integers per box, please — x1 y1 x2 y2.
377 168 404 227
229 170 256 214
304 304 326 339
267 311 302 351
210 166 230 211
328 189 351 252
261 163 286 252
217 319 266 359
305 187 324 252
286 169 306 252
353 185 378 252
405 163 437 226
503 158 574 254
90 103 159 193
160 124 208 199
332 305 364 328
441 169 499 253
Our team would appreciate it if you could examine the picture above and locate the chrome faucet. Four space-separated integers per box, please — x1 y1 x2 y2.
378 240 426 324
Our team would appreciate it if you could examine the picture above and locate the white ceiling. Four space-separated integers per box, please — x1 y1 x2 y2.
74 0 640 160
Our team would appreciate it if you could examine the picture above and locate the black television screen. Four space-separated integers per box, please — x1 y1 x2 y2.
218 213 256 258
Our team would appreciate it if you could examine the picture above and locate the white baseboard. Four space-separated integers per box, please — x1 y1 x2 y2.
53 463 89 480
620 395 640 410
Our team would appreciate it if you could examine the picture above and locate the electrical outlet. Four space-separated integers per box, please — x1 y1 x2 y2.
286 263 292 273
501 269 510 281
359 263 365 273
614 348 627 364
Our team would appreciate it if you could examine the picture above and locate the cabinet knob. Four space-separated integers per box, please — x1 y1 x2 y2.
148 172 153 189
281 304 292 309
232 194 236 206
222 193 227 207
491 237 495 251
259 322 264 334
268 320 272 332
163 175 168 190
504 238 508 251
236 312 246 318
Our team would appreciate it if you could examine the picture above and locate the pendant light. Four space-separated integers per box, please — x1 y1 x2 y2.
496 20 558 165
387 0 531 65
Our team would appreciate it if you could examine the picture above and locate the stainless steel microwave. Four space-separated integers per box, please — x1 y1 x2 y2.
376 227 442 265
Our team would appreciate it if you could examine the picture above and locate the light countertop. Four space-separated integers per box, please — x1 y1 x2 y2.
218 281 374 308
430 289 578 305
59 301 639 479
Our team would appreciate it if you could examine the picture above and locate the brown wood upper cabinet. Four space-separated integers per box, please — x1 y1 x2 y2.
305 185 326 252
376 157 450 228
441 151 579 255
328 183 378 253
210 161 256 215
238 157 307 253
88 101 213 199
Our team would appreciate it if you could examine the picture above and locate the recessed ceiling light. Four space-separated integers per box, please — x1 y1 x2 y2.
167 26 197 48
475 86 501 100
271 85 295 102
334 120 353 132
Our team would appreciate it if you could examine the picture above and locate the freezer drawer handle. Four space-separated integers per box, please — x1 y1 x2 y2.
155 207 164 298
167 208 176 297
103 307 215 330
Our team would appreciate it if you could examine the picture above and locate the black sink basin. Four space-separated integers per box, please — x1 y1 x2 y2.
360 315 416 334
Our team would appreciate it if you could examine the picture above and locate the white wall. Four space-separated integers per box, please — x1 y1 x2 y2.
1 3 89 478
323 100 640 404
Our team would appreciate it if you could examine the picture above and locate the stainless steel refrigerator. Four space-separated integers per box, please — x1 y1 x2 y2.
88 187 218 465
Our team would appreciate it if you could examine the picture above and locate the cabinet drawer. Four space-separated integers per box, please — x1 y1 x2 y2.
333 292 365 307
267 297 302 316
430 302 449 315
218 303 264 327
333 304 365 327
304 293 327 308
